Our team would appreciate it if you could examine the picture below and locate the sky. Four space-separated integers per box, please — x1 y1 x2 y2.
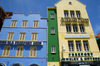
0 0 100 35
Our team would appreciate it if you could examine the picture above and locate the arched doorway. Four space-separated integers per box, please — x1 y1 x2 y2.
12 63 22 66
0 63 5 66
30 64 39 66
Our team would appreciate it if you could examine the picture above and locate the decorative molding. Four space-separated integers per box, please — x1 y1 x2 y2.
0 56 47 58
3 27 47 29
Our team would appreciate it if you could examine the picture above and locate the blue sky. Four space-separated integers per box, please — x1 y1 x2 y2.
0 0 100 35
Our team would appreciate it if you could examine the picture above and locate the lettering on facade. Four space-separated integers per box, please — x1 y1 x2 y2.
65 34 90 38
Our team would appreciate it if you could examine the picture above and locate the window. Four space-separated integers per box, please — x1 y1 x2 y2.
64 11 68 17
50 14 54 19
79 24 85 32
11 20 17 27
68 41 74 51
19 32 25 40
7 32 14 40
0 63 5 66
73 24 78 32
30 46 37 57
76 11 81 18
70 11 74 17
51 28 55 34
76 41 81 51
51 45 56 53
83 41 89 51
16 46 23 57
69 2 72 5
30 64 39 66
34 20 38 27
66 24 71 32
32 33 37 41
2 46 10 56
22 20 27 27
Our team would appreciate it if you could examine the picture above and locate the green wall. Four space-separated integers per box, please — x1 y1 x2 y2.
47 8 59 62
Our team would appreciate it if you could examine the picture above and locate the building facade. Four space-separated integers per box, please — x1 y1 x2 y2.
55 0 100 66
0 13 47 66
47 8 60 66
47 0 100 66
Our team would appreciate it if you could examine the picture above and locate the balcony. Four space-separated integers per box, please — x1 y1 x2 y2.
61 57 100 62
0 40 43 45
61 17 89 23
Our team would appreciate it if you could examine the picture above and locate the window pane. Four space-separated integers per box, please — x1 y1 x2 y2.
83 41 89 51
11 20 17 27
70 11 74 17
30 46 36 57
64 11 68 17
79 24 84 32
50 14 54 18
76 11 81 18
7 32 14 40
68 41 74 51
66 24 71 32
16 46 23 56
51 28 55 34
2 46 10 56
32 33 37 40
34 20 38 27
73 24 78 32
22 20 27 27
20 33 25 40
76 41 81 51
51 45 56 53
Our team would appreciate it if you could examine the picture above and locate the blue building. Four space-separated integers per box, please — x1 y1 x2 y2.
0 13 47 66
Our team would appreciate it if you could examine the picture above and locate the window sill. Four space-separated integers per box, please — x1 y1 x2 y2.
80 32 86 34
51 33 55 35
51 52 56 54
50 18 54 19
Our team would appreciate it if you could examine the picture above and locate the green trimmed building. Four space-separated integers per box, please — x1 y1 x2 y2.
47 7 60 66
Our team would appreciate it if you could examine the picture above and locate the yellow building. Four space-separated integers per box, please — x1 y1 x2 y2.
55 0 100 66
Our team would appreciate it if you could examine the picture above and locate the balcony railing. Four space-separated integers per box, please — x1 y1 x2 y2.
61 17 89 22
0 40 43 45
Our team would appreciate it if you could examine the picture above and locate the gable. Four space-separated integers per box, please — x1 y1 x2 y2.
55 0 86 8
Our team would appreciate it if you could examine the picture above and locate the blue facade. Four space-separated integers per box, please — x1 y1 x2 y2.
0 13 47 66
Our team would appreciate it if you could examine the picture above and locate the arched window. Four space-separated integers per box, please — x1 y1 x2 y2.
12 63 22 66
0 63 5 66
30 64 39 66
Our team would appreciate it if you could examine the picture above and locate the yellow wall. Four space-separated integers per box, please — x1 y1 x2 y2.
47 62 60 66
55 0 100 59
